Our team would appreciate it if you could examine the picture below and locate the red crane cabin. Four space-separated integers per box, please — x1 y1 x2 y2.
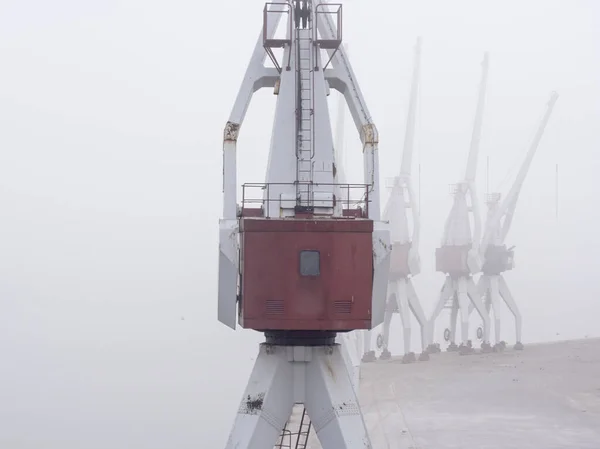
238 214 374 332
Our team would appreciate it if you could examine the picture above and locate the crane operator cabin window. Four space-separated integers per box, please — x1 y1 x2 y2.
299 250 320 276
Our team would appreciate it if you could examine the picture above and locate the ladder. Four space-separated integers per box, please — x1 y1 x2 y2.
275 406 313 449
294 407 312 449
274 422 292 449
295 23 315 208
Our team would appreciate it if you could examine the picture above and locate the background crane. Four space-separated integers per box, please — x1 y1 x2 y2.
368 37 430 363
474 92 559 351
428 53 492 355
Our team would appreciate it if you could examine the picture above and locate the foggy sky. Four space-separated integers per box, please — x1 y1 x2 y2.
0 0 599 448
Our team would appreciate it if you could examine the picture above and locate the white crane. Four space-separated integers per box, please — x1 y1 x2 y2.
428 53 492 355
473 92 559 351
217 2 391 448
362 37 430 363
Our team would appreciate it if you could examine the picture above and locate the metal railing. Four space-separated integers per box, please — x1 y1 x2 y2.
263 2 293 72
314 3 342 49
240 182 370 216
485 192 501 204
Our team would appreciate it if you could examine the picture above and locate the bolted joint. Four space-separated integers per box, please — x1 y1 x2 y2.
361 123 379 146
224 121 240 142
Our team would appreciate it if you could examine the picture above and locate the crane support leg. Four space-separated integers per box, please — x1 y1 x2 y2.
449 299 459 351
225 345 295 449
498 275 524 350
337 334 361 394
466 277 492 352
456 278 474 354
361 330 375 363
225 344 372 449
378 295 395 360
396 279 416 363
428 276 454 350
406 277 430 360
488 276 503 349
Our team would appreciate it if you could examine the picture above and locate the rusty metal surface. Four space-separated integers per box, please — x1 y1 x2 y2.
239 218 373 331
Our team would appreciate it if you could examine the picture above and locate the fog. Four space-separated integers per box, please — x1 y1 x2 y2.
0 0 598 448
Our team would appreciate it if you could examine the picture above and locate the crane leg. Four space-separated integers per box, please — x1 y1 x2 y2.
498 275 524 350
488 276 504 350
427 276 453 353
361 329 376 363
397 279 416 363
448 297 459 352
456 277 474 355
378 292 395 360
224 344 295 449
406 278 430 361
337 333 361 394
304 346 374 449
466 276 492 353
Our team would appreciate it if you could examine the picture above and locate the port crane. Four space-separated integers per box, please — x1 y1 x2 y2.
473 92 559 351
428 53 492 355
363 37 430 363
217 2 391 448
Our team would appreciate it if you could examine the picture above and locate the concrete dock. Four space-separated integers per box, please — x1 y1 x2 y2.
299 338 600 448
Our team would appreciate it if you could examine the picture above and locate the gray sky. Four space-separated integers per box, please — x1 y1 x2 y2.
0 0 599 448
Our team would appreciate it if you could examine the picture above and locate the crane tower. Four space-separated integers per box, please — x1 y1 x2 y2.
217 2 391 448
428 53 492 355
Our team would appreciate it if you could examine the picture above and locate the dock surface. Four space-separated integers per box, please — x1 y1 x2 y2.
303 338 600 448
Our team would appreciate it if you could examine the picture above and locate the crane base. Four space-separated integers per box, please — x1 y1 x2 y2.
402 352 417 364
224 343 373 449
361 350 377 363
379 349 392 360
426 343 442 354
493 341 507 352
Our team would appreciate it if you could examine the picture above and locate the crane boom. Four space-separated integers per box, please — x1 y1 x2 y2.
334 44 349 185
400 37 421 177
481 91 559 253
465 52 489 182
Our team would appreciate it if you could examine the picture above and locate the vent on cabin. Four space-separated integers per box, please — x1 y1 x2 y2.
266 299 284 315
333 300 352 314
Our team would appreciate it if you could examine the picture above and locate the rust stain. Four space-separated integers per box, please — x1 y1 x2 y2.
325 359 336 382
224 121 240 142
